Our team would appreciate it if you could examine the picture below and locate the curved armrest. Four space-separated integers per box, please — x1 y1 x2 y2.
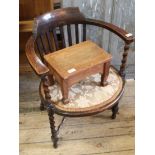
25 36 49 76
86 18 134 44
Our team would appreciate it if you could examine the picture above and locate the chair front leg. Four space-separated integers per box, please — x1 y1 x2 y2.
47 106 58 148
40 99 45 111
111 102 119 119
42 75 58 148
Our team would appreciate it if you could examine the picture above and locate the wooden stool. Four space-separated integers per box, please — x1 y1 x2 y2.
44 40 112 104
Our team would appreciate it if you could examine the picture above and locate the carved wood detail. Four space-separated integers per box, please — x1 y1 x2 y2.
42 75 58 148
47 107 58 148
119 43 130 79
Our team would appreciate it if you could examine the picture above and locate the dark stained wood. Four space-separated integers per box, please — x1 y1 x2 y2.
40 99 45 111
75 24 79 44
40 35 48 54
119 43 130 79
25 36 49 75
47 107 58 148
46 32 54 52
41 75 58 148
59 26 66 48
111 101 119 119
42 75 51 103
83 23 86 41
67 24 72 46
36 37 45 59
85 18 134 44
42 75 58 148
52 28 59 50
33 7 86 37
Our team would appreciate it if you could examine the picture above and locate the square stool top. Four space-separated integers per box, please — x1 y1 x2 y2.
44 40 112 79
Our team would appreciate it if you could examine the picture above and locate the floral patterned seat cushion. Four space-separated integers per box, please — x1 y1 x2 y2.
46 67 123 112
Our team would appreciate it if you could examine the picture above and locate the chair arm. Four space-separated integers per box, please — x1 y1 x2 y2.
25 36 49 76
85 18 134 44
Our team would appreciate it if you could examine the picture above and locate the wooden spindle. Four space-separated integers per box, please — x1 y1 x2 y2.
46 32 54 52
67 24 72 46
75 24 79 44
59 26 66 48
42 75 51 103
52 28 59 50
36 37 45 60
40 35 48 54
83 24 86 41
119 43 130 79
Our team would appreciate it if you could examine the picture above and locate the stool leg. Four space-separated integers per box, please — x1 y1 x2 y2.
101 62 110 86
111 102 119 119
61 80 69 104
48 107 58 148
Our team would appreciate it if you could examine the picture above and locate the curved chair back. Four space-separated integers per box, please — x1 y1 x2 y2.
27 7 134 78
33 7 86 56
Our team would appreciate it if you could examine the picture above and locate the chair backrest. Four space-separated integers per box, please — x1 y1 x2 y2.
32 7 134 79
33 7 87 58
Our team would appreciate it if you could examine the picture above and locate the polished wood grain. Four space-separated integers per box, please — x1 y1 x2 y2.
44 41 112 103
44 41 112 79
25 36 49 75
33 7 85 36
85 18 134 44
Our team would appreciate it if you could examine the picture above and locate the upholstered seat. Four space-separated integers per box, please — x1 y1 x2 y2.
40 67 124 114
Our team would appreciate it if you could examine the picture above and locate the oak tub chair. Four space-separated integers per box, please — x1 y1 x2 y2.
25 7 134 148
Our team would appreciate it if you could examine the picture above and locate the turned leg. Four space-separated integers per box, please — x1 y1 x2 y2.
40 74 54 111
48 74 55 86
48 107 58 148
40 99 45 111
119 43 130 79
101 62 110 86
111 102 119 119
42 75 58 148
61 80 69 104
39 82 45 111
